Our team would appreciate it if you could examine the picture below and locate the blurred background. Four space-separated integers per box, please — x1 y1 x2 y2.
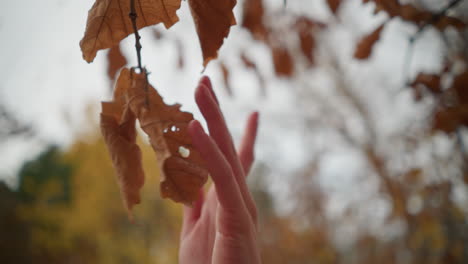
1 0 468 263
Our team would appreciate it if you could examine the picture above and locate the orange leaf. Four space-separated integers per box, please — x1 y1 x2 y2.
354 24 385 60
188 0 237 67
121 68 209 205
107 44 127 81
100 72 145 216
80 0 182 63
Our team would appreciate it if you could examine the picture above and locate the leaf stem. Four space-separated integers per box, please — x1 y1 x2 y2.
129 0 143 70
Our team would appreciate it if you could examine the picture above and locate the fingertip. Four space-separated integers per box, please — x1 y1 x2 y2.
199 75 212 89
188 120 203 136
251 111 259 125
248 111 260 135
198 75 219 105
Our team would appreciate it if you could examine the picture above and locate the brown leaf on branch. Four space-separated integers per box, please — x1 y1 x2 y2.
107 44 127 81
188 0 237 67
100 72 145 216
354 24 385 60
121 68 208 205
363 0 465 31
80 0 182 63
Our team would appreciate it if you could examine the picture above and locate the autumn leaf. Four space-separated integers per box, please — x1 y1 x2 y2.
242 0 268 41
410 73 442 95
363 0 465 31
107 44 127 81
433 106 468 133
271 46 294 77
117 68 208 205
327 0 342 15
354 24 384 60
100 72 145 216
80 0 182 63
219 61 233 96
188 0 237 67
452 70 468 104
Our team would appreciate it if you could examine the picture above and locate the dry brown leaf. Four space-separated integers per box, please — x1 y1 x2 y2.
452 70 468 104
242 0 268 41
219 62 233 96
410 73 442 95
100 72 145 216
327 0 342 15
433 106 468 133
354 24 385 60
119 68 209 205
271 46 294 77
363 0 465 31
188 0 237 67
107 44 127 81
80 0 182 63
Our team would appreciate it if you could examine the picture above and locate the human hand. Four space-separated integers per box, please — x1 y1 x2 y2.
179 76 261 264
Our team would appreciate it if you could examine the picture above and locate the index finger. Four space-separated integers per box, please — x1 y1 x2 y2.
188 120 248 214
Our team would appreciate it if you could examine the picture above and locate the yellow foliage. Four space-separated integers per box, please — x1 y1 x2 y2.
18 133 183 263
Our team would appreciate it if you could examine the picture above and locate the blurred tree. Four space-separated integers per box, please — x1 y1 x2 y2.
0 182 32 264
11 136 182 263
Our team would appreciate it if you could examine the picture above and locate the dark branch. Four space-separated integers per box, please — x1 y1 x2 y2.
411 0 463 42
129 0 143 70
404 0 463 85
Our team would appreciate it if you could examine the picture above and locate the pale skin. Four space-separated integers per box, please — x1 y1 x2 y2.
179 76 261 264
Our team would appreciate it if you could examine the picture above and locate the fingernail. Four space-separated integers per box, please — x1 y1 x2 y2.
200 83 216 103
252 111 259 124
199 76 219 105
199 76 211 88
188 120 204 137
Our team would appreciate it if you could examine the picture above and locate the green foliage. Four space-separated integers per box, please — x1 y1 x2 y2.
17 146 72 204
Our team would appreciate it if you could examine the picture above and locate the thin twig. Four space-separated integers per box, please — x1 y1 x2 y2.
413 0 462 38
129 0 143 70
403 0 463 85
